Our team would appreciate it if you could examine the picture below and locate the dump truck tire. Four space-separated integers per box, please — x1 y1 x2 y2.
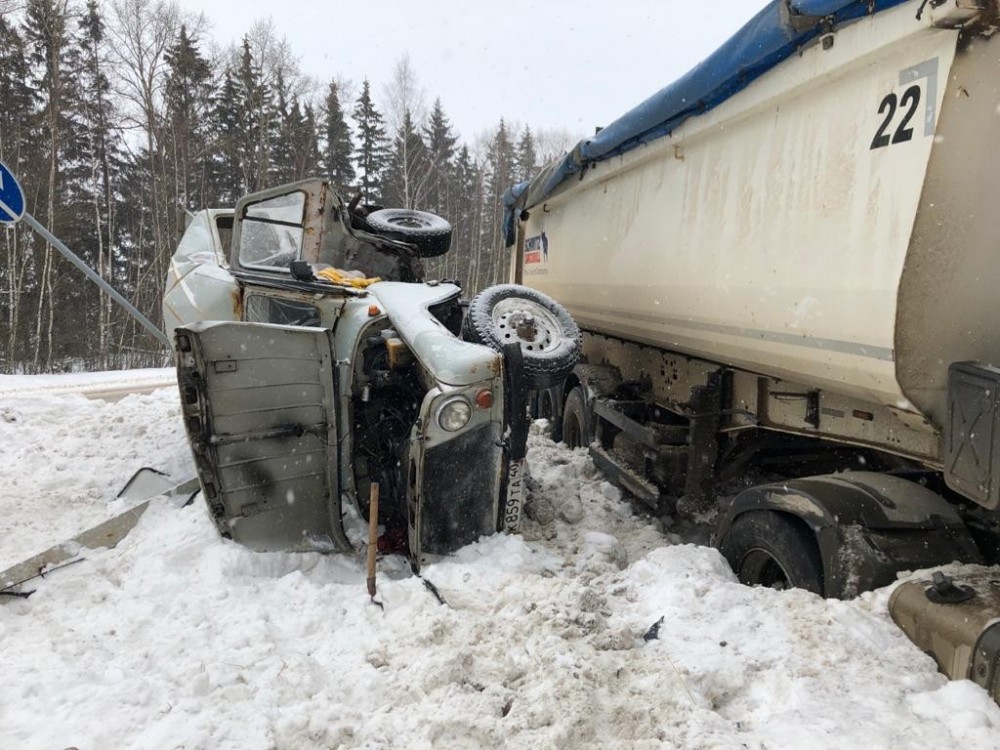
720 511 824 595
561 386 593 449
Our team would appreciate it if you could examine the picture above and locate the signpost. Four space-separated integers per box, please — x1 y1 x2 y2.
0 161 170 348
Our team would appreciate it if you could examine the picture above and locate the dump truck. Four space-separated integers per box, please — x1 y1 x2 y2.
504 0 1000 699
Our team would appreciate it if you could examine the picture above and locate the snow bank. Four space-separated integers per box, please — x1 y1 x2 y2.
1 372 998 749
0 373 189 569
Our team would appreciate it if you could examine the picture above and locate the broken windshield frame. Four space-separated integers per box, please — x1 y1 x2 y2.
237 190 307 272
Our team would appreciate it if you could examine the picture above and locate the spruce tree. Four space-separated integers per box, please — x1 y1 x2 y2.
451 144 482 289
0 17 41 370
295 103 322 181
482 120 515 285
164 23 214 211
515 126 538 183
207 68 243 205
352 79 388 203
269 69 296 184
275 95 319 182
0 18 39 172
422 98 457 217
322 79 355 193
234 37 272 193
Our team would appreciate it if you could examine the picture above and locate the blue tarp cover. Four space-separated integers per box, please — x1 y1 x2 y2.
503 0 914 245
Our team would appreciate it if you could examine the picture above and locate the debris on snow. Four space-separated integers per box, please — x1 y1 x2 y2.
642 615 665 642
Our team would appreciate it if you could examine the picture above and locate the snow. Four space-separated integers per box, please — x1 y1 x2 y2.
0 369 188 570
2 371 1000 749
0 367 175 398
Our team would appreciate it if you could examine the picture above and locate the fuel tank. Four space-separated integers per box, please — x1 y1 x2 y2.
890 569 1000 702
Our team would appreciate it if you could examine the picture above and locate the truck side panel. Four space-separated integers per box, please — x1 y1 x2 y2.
896 30 1000 426
522 6 958 412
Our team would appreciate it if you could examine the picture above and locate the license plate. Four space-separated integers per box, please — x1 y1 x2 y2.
503 459 526 532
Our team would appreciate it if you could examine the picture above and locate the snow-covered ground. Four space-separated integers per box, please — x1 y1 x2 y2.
1 371 999 749
0 369 184 570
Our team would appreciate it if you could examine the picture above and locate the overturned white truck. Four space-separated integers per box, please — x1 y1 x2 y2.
505 0 1000 697
162 180 580 572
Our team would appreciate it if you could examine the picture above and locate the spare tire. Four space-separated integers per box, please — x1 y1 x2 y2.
366 208 452 257
463 284 581 389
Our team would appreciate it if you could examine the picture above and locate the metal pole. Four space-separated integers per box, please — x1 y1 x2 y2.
367 482 380 599
21 212 171 349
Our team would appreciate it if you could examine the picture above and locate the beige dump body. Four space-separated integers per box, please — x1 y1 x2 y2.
518 2 1000 435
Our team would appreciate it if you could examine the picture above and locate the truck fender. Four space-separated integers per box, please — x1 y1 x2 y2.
568 364 621 403
538 364 620 443
715 472 981 598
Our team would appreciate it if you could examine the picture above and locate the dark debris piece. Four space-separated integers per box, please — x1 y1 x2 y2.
421 577 449 607
0 589 35 599
642 616 665 642
0 557 85 599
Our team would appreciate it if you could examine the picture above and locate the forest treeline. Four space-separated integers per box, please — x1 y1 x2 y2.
0 0 574 373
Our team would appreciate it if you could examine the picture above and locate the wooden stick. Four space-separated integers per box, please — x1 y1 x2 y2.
366 482 379 598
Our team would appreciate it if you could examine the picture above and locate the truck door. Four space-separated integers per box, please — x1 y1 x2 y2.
230 179 329 275
175 320 351 554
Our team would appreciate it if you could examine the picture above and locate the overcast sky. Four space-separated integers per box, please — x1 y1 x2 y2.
184 0 762 143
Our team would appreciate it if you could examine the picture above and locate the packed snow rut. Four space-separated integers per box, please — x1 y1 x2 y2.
1 373 999 749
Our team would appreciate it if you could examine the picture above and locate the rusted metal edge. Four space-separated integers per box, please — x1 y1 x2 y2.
1 500 155 598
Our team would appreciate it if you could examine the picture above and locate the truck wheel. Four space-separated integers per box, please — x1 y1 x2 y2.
463 284 581 389
366 209 452 257
562 386 593 449
538 387 563 443
720 511 824 595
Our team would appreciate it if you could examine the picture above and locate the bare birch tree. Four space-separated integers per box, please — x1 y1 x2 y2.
381 56 434 209
107 0 179 332
381 55 427 135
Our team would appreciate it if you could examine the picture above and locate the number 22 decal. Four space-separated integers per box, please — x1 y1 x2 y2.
870 58 939 151
870 86 920 149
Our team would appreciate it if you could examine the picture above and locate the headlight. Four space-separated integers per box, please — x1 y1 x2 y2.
437 397 473 432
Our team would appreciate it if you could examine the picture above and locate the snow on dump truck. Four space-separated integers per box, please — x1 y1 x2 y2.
505 0 1000 699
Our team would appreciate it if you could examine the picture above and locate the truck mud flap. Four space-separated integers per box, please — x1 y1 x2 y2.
502 342 529 461
946 363 1000 510
501 343 529 532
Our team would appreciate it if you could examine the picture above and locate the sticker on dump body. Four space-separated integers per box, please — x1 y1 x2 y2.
523 232 549 277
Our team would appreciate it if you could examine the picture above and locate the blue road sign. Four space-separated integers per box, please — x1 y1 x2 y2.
0 161 25 224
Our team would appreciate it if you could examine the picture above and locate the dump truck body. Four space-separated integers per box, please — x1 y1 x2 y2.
515 1 1000 436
